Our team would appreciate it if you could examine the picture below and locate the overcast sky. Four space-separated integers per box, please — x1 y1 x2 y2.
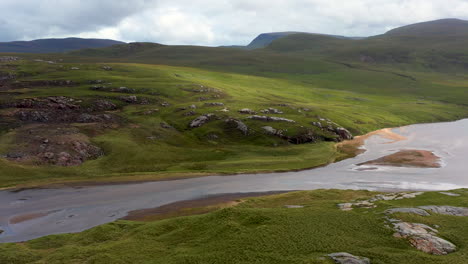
1 0 468 46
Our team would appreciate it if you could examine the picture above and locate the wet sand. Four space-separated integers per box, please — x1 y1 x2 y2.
358 150 441 168
1 118 467 243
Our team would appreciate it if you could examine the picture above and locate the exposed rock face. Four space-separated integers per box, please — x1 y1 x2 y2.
335 127 353 140
247 115 295 123
111 87 135 93
419 206 468 216
386 208 430 216
328 252 370 264
260 108 283 114
102 66 112 71
225 118 249 135
189 114 215 128
239 108 256 114
392 222 456 255
4 125 104 167
160 122 174 129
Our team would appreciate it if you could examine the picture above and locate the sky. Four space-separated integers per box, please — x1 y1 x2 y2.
1 0 468 46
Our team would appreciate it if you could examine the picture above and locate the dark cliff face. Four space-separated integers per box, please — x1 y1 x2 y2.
0 38 125 53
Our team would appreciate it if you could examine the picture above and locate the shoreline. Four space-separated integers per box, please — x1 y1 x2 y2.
0 125 410 192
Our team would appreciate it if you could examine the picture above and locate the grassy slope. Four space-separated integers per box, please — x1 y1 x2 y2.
1 59 467 188
0 56 467 188
2 189 468 264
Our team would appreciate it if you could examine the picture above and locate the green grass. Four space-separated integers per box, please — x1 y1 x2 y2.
2 189 467 263
0 60 467 188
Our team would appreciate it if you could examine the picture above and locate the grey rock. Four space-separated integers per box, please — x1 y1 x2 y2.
386 208 430 216
189 114 214 128
247 115 295 123
418 206 468 216
204 102 224 107
225 118 249 135
239 108 256 114
260 108 283 114
328 252 370 264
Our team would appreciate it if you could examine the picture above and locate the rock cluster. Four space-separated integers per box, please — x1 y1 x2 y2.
0 56 20 62
311 120 353 141
260 108 283 114
328 252 370 264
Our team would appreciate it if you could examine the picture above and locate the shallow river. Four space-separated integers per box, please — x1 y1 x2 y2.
1 119 467 243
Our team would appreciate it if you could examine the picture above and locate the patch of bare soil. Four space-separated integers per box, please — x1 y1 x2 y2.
122 191 287 221
358 149 441 168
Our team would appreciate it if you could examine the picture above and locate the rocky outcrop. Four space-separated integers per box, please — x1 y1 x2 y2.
260 108 283 114
204 102 224 107
386 208 430 216
262 126 283 136
311 120 353 141
418 206 468 216
247 115 295 123
392 222 456 255
189 114 215 128
225 118 249 135
328 252 370 264
338 192 424 211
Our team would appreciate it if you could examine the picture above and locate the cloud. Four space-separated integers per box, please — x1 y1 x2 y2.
1 0 468 45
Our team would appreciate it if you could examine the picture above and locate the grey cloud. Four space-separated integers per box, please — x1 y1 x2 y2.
1 0 468 45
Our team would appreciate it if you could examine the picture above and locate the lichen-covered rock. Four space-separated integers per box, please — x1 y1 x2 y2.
262 126 283 136
189 114 214 128
392 222 456 255
386 208 430 216
328 252 370 264
225 118 249 135
418 206 468 216
335 127 353 140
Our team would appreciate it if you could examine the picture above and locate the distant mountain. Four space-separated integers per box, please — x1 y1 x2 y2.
246 32 304 49
0 38 125 53
385 18 468 37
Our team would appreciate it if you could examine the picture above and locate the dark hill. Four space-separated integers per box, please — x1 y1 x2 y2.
385 18 468 36
0 38 125 53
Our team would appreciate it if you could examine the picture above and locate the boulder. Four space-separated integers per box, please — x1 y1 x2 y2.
102 66 113 71
189 114 214 128
119 95 138 103
247 115 295 123
239 108 256 114
328 252 370 264
262 126 282 136
225 118 249 135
